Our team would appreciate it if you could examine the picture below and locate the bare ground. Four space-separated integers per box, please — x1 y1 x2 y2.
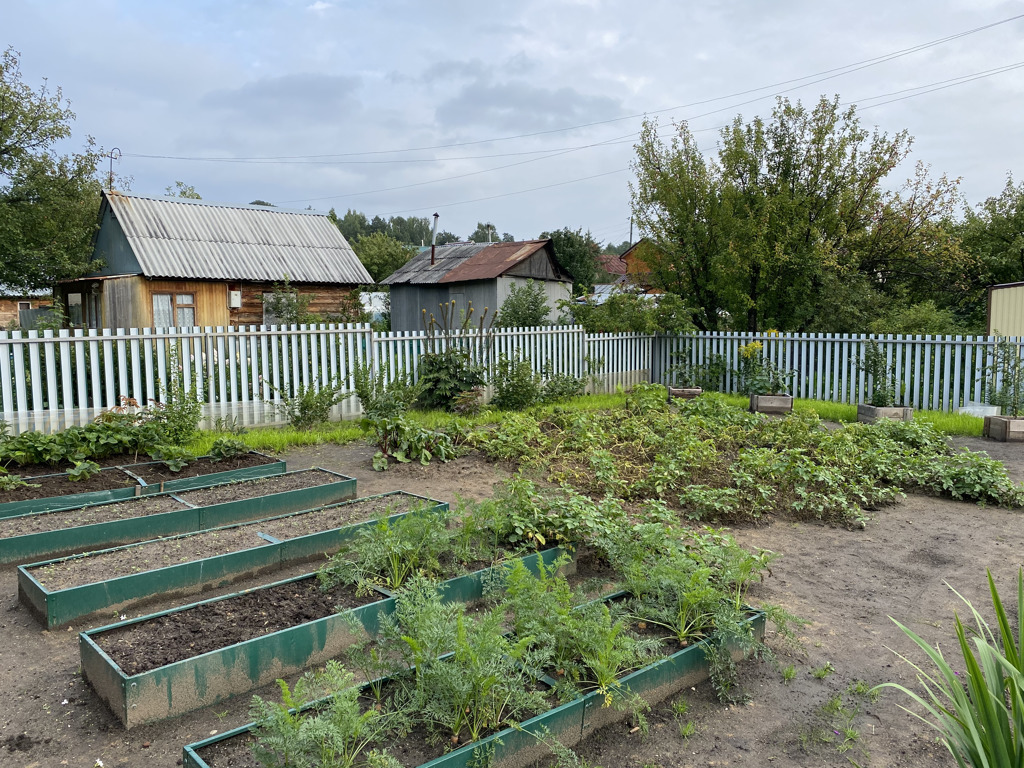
0 435 1020 768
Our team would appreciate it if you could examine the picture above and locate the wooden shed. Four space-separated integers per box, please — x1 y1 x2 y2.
59 191 372 329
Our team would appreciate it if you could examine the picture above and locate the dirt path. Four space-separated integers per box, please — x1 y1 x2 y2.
0 436 1019 767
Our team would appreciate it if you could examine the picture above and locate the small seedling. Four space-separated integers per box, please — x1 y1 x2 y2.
782 664 796 683
811 661 835 679
677 720 697 739
669 698 689 718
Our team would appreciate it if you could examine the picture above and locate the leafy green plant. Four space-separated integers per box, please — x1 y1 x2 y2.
879 569 1024 768
495 279 550 327
491 354 543 411
270 378 351 430
363 414 456 470
736 340 794 395
416 298 492 412
541 368 586 403
66 460 101 482
782 664 797 683
318 507 453 593
0 469 37 491
857 340 899 407
811 661 835 679
352 362 419 420
986 336 1024 417
147 445 196 473
207 437 248 462
249 660 404 768
669 350 730 391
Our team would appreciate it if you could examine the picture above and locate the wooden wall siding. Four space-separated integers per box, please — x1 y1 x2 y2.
100 276 145 329
233 283 359 325
142 280 229 328
505 250 565 281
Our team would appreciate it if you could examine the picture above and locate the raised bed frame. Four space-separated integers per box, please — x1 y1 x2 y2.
182 611 766 768
0 468 356 566
0 451 285 519
81 549 567 728
19 491 445 629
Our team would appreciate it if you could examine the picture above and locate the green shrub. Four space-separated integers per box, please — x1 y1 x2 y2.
208 437 248 462
150 379 204 445
491 354 543 410
415 350 486 412
363 414 457 470
270 379 351 430
496 279 550 327
352 362 419 419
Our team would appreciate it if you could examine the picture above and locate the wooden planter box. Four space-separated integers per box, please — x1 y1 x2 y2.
984 415 1024 442
749 394 793 414
857 404 913 424
667 386 702 401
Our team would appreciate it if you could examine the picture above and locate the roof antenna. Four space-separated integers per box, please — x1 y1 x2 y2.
106 148 121 191
430 212 439 266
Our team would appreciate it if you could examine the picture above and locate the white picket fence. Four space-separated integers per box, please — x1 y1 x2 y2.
0 326 1010 434
652 332 1009 411
0 324 651 434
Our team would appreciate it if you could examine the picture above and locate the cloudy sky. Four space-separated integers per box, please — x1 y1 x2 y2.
6 0 1023 246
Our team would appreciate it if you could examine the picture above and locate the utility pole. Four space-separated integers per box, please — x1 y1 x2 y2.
106 148 121 191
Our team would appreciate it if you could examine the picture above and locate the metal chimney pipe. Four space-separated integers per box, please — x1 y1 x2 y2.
431 212 439 265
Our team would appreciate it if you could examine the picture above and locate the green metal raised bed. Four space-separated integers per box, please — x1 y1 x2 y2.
182 611 766 768
18 491 445 629
81 548 566 729
0 452 286 519
0 468 356 566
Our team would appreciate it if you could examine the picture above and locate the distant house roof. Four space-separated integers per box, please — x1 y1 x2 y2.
0 285 51 298
597 251 628 276
383 240 569 285
98 191 372 284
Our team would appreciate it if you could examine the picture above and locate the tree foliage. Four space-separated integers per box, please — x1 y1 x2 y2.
469 221 514 243
541 227 601 296
164 180 201 199
496 279 550 327
957 174 1024 329
0 47 102 291
562 291 695 334
630 96 968 332
329 208 452 246
353 231 417 284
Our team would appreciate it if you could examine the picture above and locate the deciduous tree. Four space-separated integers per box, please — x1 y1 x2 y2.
631 96 967 332
0 47 102 290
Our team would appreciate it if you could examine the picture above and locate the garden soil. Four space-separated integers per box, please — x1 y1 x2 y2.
0 435 1020 767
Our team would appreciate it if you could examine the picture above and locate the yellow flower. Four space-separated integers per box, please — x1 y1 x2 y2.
766 328 779 337
740 341 763 359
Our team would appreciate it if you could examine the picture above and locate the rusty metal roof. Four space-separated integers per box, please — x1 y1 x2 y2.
383 240 562 285
103 191 372 284
597 251 628 276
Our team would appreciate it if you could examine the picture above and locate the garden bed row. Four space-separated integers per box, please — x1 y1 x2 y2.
0 451 285 517
0 468 357 565
19 491 443 629
81 548 565 728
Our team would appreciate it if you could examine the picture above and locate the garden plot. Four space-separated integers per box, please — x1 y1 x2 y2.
0 451 285 518
0 468 356 565
19 491 444 628
80 549 565 728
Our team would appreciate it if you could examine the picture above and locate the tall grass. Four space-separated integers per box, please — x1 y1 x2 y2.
879 570 1024 768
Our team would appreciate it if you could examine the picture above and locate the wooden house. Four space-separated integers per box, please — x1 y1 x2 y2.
0 286 52 327
58 191 372 328
382 240 571 331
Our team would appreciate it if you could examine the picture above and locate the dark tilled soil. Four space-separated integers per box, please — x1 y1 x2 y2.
124 452 277 484
0 495 187 538
0 470 338 540
29 493 422 591
96 577 378 675
1 465 138 502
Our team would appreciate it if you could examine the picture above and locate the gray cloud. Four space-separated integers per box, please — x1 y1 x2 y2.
202 73 363 126
435 80 623 133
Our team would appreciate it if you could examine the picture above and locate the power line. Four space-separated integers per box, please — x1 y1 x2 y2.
123 12 1023 164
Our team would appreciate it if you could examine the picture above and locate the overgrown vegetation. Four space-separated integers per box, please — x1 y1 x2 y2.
269 378 351 430
472 386 1024 527
249 487 792 765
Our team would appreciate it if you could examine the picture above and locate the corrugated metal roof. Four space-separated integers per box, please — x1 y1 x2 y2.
383 240 558 285
103 191 372 284
0 285 51 297
597 252 627 276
